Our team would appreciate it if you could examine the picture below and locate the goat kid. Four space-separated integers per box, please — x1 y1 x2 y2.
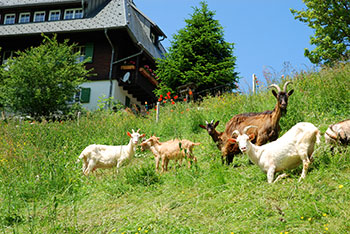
140 136 200 172
228 123 320 183
222 81 294 165
78 129 145 176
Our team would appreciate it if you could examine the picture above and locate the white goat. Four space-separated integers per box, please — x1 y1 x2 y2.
140 136 200 172
324 119 350 146
228 122 320 183
78 129 145 175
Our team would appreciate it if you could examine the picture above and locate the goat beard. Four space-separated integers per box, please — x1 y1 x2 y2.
281 109 287 116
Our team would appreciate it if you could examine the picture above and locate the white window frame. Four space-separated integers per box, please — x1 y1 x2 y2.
49 10 61 21
4 14 16 25
34 11 46 22
19 12 30 24
64 8 83 20
73 45 86 63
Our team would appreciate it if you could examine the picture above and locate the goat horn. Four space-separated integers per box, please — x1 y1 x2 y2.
268 84 281 92
205 121 209 125
232 130 240 137
283 81 293 92
137 129 140 133
211 120 214 124
132 129 135 133
243 125 258 134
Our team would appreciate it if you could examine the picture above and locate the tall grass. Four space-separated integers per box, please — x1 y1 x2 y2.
1 64 350 233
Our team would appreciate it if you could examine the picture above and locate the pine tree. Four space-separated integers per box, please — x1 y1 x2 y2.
155 1 238 96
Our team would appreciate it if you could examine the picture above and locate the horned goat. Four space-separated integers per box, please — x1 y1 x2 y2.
78 129 145 175
228 123 320 183
140 136 200 172
222 81 294 164
324 119 350 146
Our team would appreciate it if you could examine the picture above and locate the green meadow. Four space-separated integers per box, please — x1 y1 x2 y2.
1 64 350 233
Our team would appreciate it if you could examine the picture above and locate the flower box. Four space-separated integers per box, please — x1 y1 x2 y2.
139 67 159 86
120 65 136 70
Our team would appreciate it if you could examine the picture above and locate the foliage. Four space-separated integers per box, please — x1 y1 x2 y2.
291 0 350 65
155 1 238 96
0 63 350 233
0 34 91 118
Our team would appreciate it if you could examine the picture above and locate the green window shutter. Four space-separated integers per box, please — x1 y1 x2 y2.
80 88 91 103
85 43 94 63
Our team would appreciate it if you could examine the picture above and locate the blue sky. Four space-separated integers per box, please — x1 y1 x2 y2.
135 0 316 93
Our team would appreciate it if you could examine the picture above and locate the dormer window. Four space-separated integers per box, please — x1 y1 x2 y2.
4 14 15 25
64 8 83 20
49 10 61 21
19 12 30 24
34 11 45 22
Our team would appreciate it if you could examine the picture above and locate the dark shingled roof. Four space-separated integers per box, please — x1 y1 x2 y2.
0 0 166 59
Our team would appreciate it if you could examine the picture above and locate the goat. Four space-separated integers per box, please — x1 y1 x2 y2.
78 129 145 175
325 119 350 146
199 120 240 164
140 136 200 172
228 123 320 183
222 81 294 164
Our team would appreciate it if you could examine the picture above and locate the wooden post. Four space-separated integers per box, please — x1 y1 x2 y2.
252 74 256 94
156 102 160 123
77 111 81 126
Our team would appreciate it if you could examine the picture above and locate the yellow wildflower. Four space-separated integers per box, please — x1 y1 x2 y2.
322 213 327 217
338 184 344 189
308 217 312 221
300 216 304 220
138 227 141 231
325 227 329 231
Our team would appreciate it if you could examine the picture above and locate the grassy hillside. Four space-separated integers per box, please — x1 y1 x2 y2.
1 64 350 233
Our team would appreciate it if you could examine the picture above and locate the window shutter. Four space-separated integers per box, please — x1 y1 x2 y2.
80 88 91 103
85 43 94 63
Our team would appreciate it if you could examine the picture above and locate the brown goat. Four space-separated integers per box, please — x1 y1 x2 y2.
199 120 239 164
221 81 294 164
140 136 200 172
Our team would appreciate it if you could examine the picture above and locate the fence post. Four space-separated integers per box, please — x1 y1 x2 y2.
252 74 257 94
77 111 81 126
156 102 160 123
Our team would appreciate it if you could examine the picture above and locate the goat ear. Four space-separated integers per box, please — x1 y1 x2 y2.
127 132 132 138
199 124 206 129
227 138 236 143
249 134 255 141
272 89 278 98
287 89 294 97
214 121 220 128
140 133 146 138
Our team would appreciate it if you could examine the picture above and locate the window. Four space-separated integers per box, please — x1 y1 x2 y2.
64 8 83 20
49 10 60 21
2 51 14 68
34 11 45 22
73 46 86 63
73 43 94 63
19 12 30 23
4 14 15 25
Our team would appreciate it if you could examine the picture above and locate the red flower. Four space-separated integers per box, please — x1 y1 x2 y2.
171 101 175 105
160 94 163 98
189 90 193 95
163 100 167 104
174 95 178 100
183 98 187 102
164 96 168 100
158 97 162 102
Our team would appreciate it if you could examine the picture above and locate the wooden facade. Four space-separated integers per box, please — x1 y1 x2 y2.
0 0 166 108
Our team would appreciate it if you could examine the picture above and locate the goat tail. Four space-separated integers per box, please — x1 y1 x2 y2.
315 129 321 145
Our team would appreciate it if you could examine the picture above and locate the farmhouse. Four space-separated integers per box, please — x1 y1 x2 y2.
0 0 166 110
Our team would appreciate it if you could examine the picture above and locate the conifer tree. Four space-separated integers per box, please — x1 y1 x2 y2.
155 1 238 96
